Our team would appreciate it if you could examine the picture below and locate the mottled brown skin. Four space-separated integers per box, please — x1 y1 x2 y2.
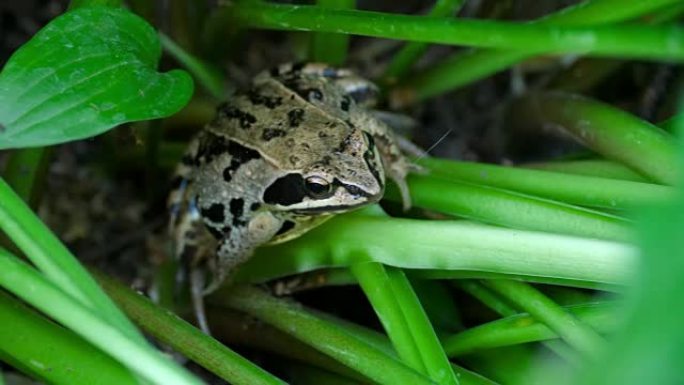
168 63 414 331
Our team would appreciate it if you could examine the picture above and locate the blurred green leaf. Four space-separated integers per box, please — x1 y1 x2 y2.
0 6 193 149
582 186 684 384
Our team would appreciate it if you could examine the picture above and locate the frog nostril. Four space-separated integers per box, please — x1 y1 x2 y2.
345 185 362 196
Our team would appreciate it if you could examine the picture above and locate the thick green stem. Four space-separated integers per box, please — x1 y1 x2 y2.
392 0 681 103
225 3 684 60
0 178 143 343
236 211 635 287
382 0 465 82
0 249 202 385
386 174 632 242
94 271 287 385
216 285 438 385
442 301 616 356
351 263 459 385
2 148 51 208
508 92 677 185
482 280 605 358
0 290 138 385
421 157 674 210
310 0 355 65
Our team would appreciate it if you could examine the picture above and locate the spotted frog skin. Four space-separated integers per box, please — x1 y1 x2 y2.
168 63 414 328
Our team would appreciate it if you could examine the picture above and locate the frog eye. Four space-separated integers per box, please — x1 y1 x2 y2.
304 176 333 199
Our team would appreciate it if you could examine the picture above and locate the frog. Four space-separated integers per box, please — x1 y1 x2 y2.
168 63 417 331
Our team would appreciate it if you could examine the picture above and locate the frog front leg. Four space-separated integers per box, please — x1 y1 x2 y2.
175 194 283 333
200 209 284 293
353 111 423 210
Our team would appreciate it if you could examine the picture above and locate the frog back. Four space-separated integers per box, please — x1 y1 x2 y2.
205 77 357 172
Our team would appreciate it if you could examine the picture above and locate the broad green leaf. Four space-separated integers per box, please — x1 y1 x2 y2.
0 6 193 149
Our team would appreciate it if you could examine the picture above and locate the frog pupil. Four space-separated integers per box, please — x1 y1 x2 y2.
305 179 332 198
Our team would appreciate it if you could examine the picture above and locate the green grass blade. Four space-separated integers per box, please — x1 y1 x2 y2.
385 174 631 242
310 0 355 65
482 280 605 358
421 158 674 210
510 93 677 185
442 302 616 356
94 271 287 385
237 212 635 287
159 32 224 99
456 280 583 365
227 3 684 61
0 249 203 385
217 285 439 385
0 178 143 342
382 0 464 82
351 263 459 385
2 148 51 207
0 290 139 385
393 0 680 103
522 160 648 182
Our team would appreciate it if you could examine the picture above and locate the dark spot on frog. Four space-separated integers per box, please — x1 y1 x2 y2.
206 225 224 239
340 95 351 111
282 78 324 103
227 140 261 161
201 203 225 223
247 88 283 109
181 154 197 166
230 198 247 226
289 155 300 165
287 108 305 127
276 220 296 236
334 135 354 153
197 135 229 163
292 62 306 72
318 131 329 139
222 140 262 182
222 167 233 183
262 128 287 141
250 202 261 211
216 103 257 129
363 134 383 187
286 138 296 147
263 173 307 206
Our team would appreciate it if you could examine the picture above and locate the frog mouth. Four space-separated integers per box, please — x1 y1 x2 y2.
292 201 372 214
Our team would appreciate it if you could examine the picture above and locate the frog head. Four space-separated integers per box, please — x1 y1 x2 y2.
262 129 385 214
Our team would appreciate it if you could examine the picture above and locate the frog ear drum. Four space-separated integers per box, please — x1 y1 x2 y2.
304 176 333 199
